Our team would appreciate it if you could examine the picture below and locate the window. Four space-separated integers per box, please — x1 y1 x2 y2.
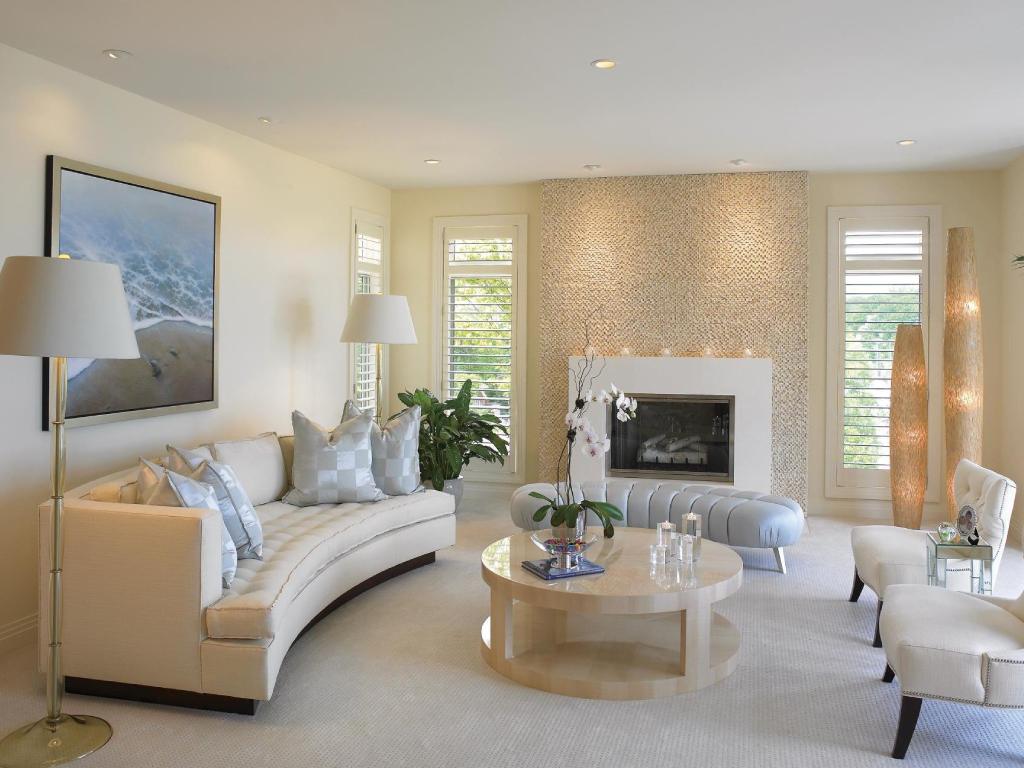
433 215 527 481
825 206 942 500
351 211 388 413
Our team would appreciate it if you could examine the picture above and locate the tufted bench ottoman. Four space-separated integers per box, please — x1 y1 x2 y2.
510 479 804 573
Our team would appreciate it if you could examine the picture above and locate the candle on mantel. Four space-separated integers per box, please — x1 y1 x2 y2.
660 347 673 357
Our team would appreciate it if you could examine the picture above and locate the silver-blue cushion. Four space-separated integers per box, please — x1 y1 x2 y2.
166 445 263 560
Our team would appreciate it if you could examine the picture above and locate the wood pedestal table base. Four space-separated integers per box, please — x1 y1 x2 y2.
480 529 743 700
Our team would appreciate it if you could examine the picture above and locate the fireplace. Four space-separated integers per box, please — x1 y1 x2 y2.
607 394 735 481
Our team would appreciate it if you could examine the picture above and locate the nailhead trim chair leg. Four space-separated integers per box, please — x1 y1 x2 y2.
891 696 923 759
873 601 884 648
849 570 865 602
882 664 895 683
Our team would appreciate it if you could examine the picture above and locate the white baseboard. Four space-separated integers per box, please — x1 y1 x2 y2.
0 613 37 656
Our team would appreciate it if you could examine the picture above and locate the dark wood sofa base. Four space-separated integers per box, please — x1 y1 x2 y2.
65 550 438 715
64 677 260 715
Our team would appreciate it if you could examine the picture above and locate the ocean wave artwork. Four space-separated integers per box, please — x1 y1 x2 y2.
50 161 218 424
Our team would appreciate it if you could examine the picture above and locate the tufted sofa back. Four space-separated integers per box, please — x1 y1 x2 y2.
954 459 1017 584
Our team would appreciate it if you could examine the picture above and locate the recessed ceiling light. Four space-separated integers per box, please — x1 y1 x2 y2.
257 116 273 125
583 164 602 171
730 159 750 167
897 139 916 146
591 59 616 70
424 158 441 165
102 49 131 60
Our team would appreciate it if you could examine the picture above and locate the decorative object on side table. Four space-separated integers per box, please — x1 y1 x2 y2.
890 323 928 528
340 293 418 422
957 503 980 545
936 521 957 543
943 227 983 518
44 156 219 428
0 255 139 766
397 379 510 510
927 530 993 593
525 321 638 578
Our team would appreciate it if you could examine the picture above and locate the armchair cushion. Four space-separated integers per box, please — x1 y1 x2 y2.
850 525 929 598
880 584 1024 706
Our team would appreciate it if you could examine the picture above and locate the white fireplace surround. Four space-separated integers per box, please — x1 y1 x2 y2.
568 356 773 492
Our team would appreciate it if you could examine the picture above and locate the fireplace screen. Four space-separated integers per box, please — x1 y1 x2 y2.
607 394 734 481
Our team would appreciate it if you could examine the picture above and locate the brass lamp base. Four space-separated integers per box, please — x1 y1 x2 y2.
0 714 111 768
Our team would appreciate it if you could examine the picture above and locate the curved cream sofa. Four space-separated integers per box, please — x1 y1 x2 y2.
38 435 455 714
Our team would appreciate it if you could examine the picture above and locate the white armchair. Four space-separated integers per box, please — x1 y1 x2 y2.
849 459 1016 646
879 585 1024 758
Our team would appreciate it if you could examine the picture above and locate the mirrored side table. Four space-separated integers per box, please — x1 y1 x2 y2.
926 531 992 594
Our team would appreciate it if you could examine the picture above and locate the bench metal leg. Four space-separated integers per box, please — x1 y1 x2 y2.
772 547 787 574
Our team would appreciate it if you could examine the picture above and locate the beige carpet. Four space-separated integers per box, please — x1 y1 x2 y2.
2 486 1023 767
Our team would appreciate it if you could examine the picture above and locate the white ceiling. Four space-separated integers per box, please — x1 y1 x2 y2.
2 0 1023 188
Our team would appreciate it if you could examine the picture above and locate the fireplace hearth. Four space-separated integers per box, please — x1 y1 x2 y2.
607 394 735 481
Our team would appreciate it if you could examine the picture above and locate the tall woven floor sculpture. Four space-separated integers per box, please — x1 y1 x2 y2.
890 324 927 528
943 227 983 518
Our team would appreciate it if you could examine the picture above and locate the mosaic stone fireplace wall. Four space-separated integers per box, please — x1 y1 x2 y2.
537 172 809 505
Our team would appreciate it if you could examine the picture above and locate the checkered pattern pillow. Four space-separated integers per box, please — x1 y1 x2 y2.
283 410 384 506
343 401 423 496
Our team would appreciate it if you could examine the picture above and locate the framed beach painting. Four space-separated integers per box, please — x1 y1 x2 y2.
43 156 220 428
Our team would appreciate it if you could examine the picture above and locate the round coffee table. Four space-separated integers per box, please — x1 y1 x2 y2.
480 528 742 700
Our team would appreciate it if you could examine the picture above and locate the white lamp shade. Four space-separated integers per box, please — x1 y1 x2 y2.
0 256 140 359
340 294 417 345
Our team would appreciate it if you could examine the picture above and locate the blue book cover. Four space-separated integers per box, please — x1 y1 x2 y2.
521 558 605 580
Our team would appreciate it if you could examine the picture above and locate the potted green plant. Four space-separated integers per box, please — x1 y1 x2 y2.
397 379 509 509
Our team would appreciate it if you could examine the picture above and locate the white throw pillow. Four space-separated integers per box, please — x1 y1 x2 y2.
166 445 264 560
211 433 287 506
342 401 423 496
283 410 383 506
137 459 237 587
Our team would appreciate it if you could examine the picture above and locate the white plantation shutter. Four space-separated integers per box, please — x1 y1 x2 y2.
827 209 937 497
437 218 526 479
352 218 386 413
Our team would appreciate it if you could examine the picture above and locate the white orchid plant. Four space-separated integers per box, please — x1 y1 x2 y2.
529 328 638 538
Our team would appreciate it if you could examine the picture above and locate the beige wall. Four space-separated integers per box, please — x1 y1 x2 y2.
808 171 1005 519
389 184 542 481
393 170 1011 524
1000 154 1024 540
0 44 390 651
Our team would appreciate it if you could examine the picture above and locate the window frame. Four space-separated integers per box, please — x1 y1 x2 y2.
350 208 389 414
825 205 944 501
432 214 527 484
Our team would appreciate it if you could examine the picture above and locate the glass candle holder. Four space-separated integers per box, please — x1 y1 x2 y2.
649 543 667 566
685 512 702 562
657 521 676 547
680 534 694 565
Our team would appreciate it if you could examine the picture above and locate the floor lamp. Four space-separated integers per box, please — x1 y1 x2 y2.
943 227 983 518
0 256 138 767
340 294 418 422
